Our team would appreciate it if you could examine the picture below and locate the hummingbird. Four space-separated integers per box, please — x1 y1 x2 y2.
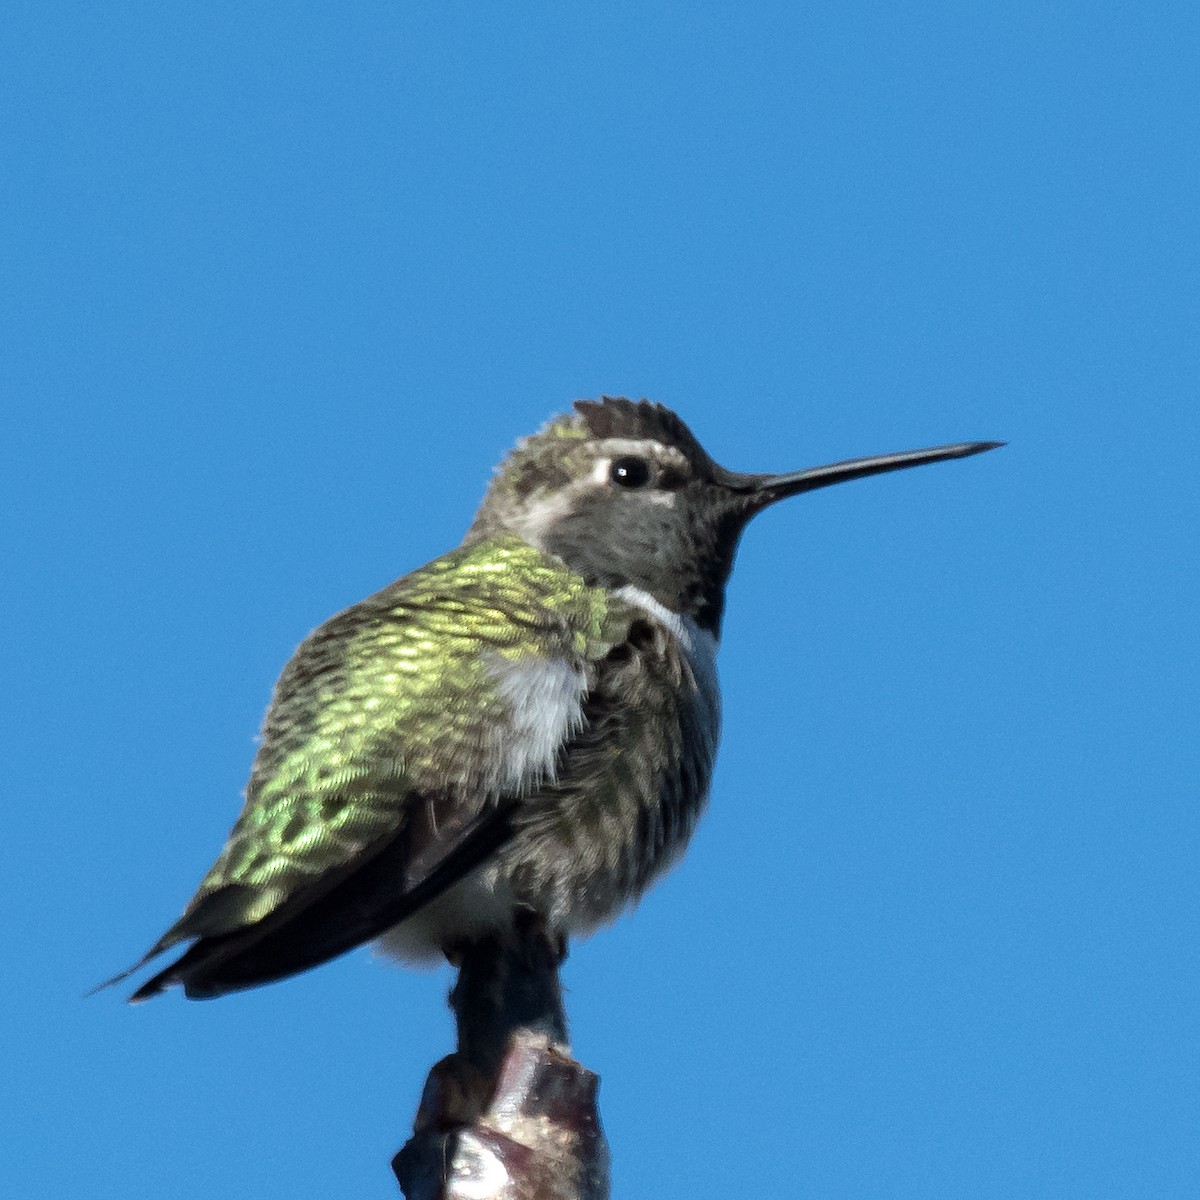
110 397 999 1001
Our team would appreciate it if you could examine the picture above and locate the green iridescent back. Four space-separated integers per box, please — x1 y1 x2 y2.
165 536 626 942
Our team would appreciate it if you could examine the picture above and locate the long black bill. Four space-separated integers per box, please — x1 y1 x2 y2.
744 440 1004 506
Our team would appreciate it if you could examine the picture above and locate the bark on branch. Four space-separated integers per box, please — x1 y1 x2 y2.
393 916 609 1199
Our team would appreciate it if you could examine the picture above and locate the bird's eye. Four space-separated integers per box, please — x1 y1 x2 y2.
610 457 652 488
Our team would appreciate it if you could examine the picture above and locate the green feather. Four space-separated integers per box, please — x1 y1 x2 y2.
172 537 625 937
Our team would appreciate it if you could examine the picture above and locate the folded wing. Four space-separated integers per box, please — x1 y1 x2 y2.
110 538 625 999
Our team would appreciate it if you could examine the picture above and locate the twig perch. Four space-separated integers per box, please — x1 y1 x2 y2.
393 915 609 1199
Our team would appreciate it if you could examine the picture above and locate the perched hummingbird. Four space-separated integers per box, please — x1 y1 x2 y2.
111 398 999 1000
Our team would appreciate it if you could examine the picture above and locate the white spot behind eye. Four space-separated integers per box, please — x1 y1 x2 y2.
589 457 613 485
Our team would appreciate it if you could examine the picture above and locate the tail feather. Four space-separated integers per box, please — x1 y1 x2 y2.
112 799 517 1001
86 938 180 999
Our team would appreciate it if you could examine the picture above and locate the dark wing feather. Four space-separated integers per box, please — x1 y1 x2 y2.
131 792 519 999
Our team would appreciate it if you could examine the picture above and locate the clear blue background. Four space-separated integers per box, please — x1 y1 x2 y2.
4 4 1196 1197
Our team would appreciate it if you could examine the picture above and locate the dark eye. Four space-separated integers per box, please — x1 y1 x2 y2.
610 456 651 488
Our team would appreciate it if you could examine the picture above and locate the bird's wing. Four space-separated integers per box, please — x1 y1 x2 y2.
114 538 627 999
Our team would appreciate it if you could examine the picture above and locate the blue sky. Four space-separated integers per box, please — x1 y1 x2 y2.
4 4 1197 1197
